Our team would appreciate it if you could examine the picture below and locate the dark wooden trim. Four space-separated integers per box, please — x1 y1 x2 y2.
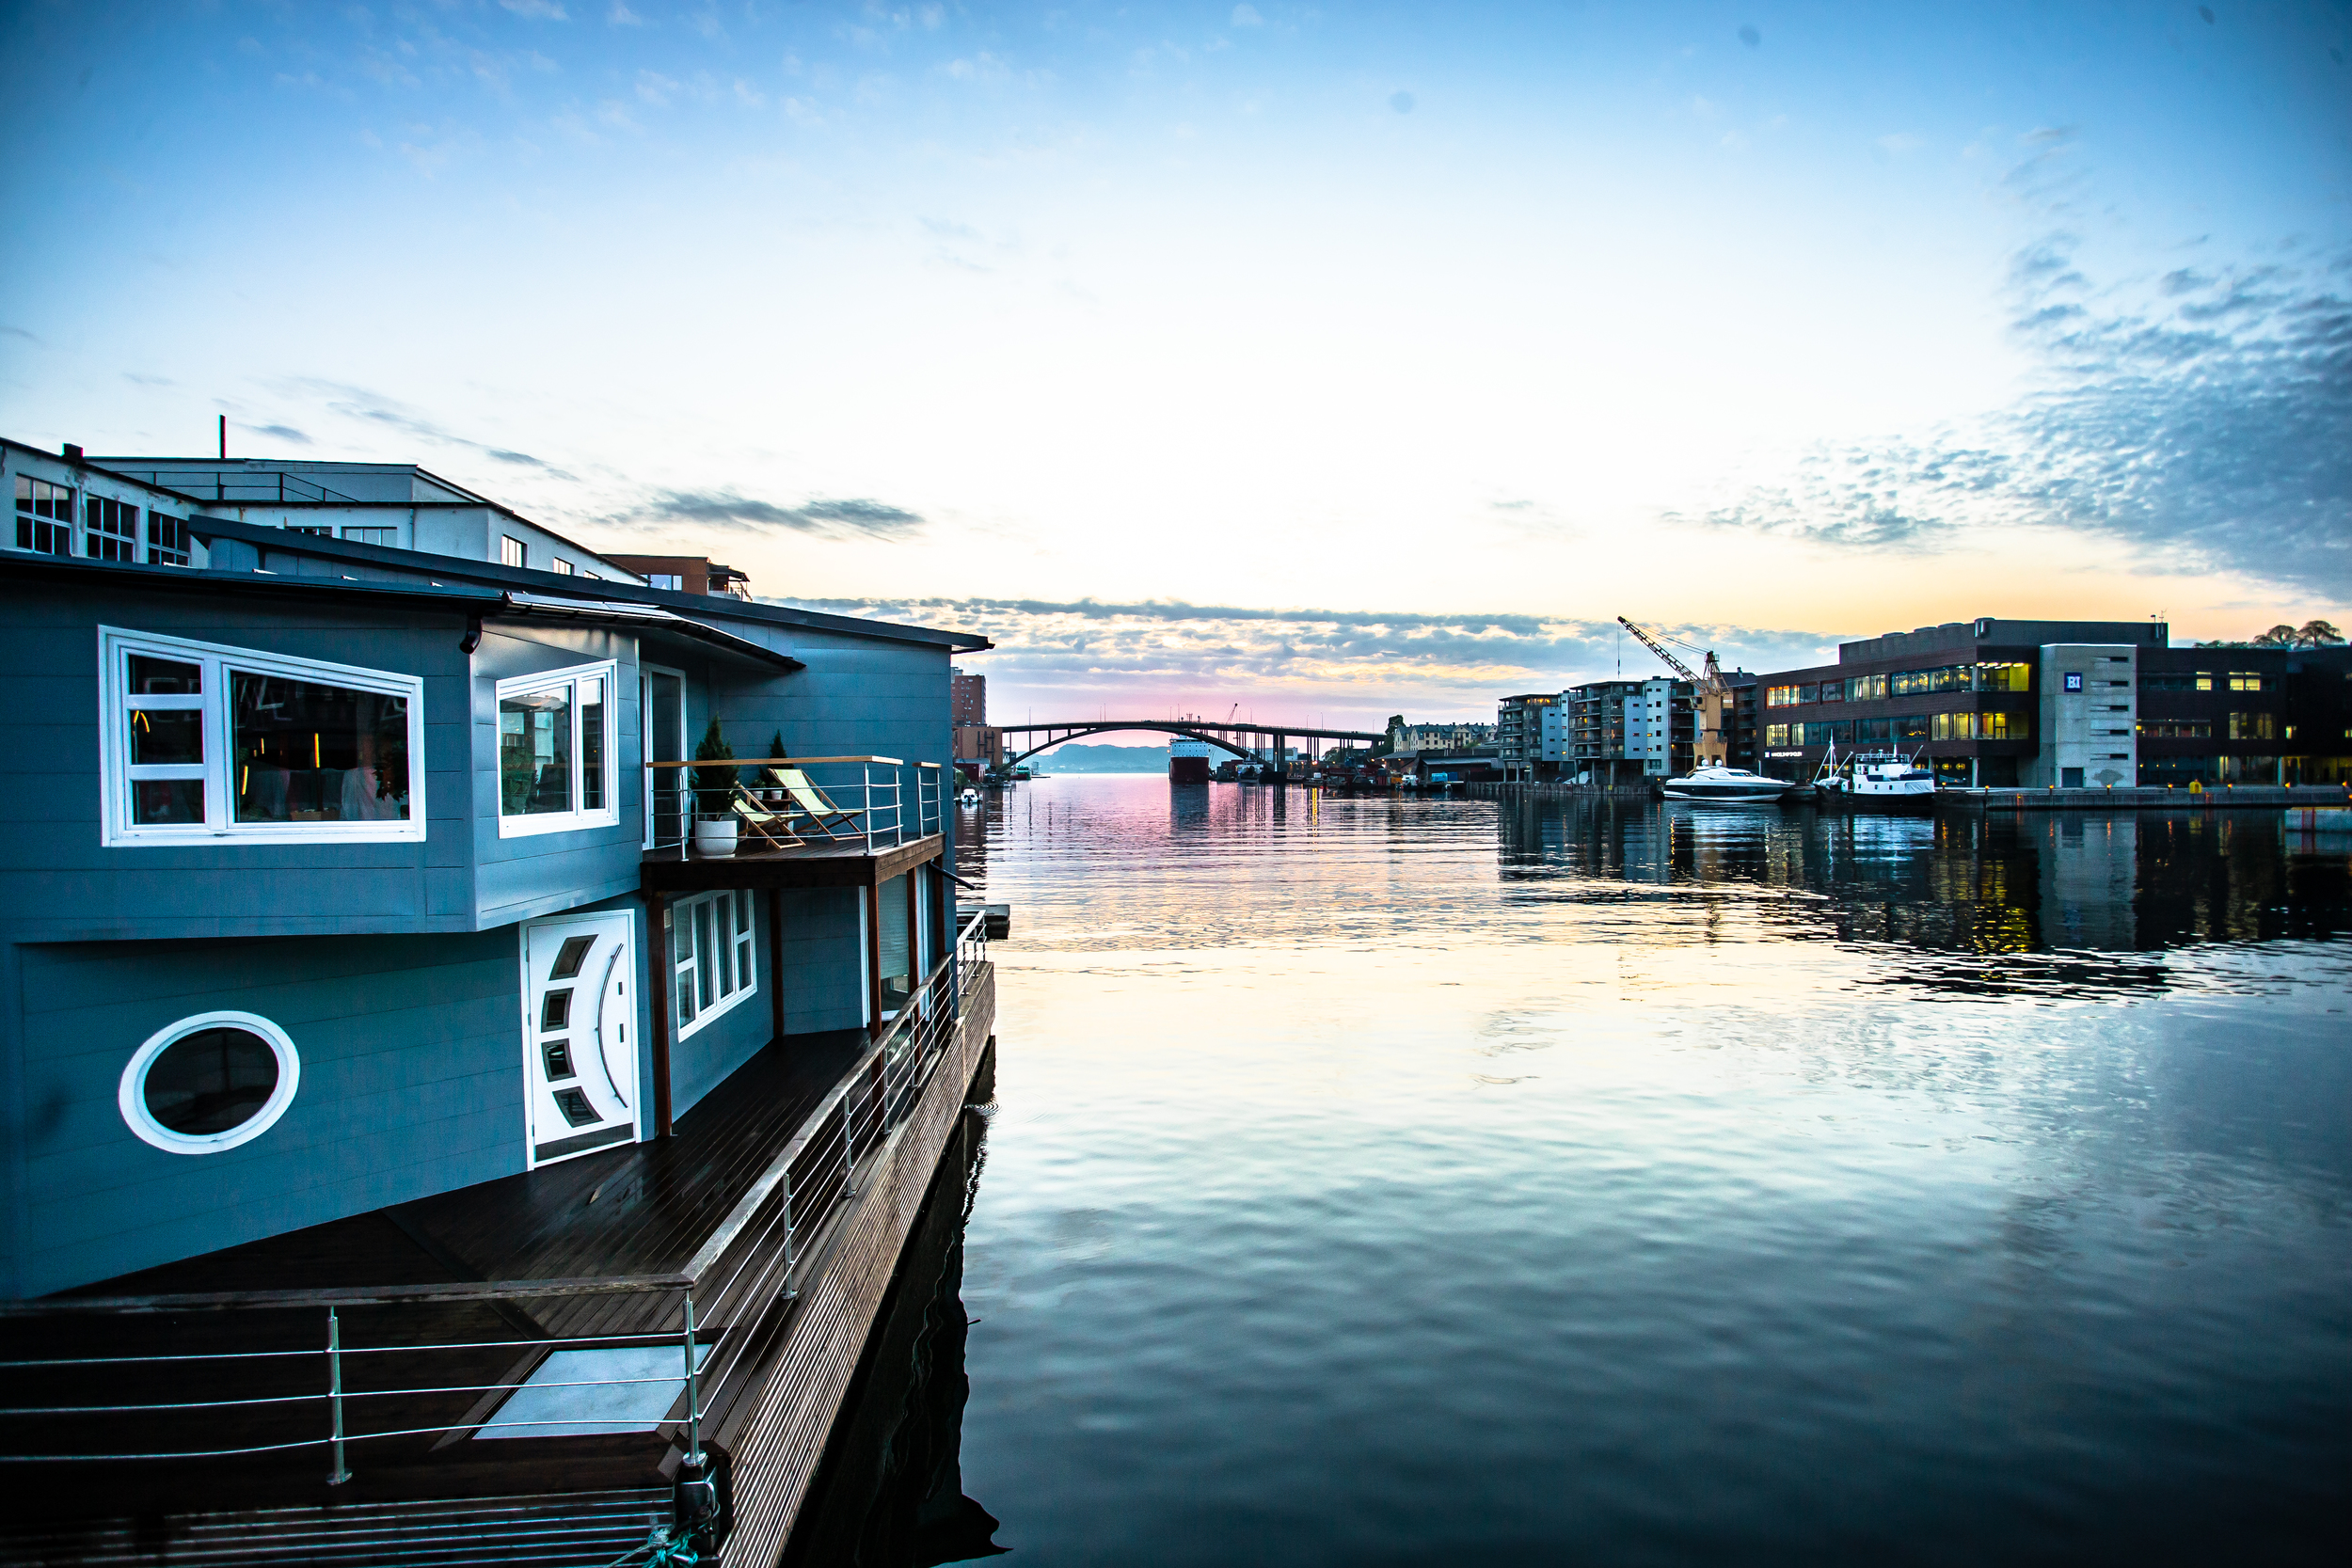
768 886 786 1044
864 881 882 1039
648 891 675 1138
904 866 920 996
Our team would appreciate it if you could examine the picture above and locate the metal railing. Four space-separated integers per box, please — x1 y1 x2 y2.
917 762 942 838
0 920 990 1513
646 756 941 858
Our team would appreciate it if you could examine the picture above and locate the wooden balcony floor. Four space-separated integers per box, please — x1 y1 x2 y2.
642 831 945 890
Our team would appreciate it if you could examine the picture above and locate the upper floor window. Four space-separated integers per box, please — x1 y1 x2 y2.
86 497 138 561
16 476 74 554
342 525 397 547
99 626 426 847
1973 662 2031 692
648 573 684 591
501 536 527 568
497 661 617 837
551 558 575 575
147 512 189 565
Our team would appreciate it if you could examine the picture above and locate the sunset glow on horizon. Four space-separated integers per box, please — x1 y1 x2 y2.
3 1 2344 725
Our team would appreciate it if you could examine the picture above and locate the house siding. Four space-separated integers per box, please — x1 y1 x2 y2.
11 930 526 1298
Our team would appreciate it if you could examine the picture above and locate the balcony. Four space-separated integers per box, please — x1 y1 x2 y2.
643 757 945 891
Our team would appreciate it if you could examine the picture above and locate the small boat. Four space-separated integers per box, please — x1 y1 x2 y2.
958 787 981 807
1660 764 1802 803
1823 752 1936 813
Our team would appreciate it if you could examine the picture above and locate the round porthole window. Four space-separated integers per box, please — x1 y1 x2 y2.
119 1011 301 1154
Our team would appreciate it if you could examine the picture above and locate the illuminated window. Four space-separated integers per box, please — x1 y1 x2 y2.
2228 672 2265 692
2228 712 2275 740
98 626 424 846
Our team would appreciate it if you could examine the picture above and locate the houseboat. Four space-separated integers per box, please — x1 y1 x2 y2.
0 438 999 1565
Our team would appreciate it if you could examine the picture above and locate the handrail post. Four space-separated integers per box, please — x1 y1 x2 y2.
326 1307 352 1485
682 1292 704 1467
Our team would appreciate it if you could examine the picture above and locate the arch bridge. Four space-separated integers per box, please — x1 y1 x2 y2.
994 720 1386 771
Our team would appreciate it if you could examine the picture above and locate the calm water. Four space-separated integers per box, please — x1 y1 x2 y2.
808 778 2352 1566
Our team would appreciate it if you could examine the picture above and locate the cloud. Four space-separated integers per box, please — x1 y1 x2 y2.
1231 5 1263 25
500 0 569 19
253 423 313 444
758 595 1840 704
1680 230 2352 595
626 491 926 539
278 380 572 475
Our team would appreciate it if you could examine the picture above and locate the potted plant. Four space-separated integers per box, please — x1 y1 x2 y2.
764 731 787 805
691 718 739 855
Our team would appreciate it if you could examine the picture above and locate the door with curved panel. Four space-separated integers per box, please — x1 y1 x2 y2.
522 911 639 1166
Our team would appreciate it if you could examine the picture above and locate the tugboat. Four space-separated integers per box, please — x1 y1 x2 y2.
1817 749 1936 814
1660 763 1802 803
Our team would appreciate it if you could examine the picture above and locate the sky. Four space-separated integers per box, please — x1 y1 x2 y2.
3 1 2346 729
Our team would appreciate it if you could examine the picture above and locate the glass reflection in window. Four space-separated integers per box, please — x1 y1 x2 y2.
501 687 574 816
231 672 411 824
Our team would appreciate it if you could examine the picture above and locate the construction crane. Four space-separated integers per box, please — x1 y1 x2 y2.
1617 616 1732 768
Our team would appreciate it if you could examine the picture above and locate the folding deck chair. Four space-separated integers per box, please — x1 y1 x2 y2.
730 783 805 851
764 767 866 843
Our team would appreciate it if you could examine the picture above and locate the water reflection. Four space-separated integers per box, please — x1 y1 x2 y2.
784 1101 1003 1568
864 782 2352 1565
1496 798 2352 993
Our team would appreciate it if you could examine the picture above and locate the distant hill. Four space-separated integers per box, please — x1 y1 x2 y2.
1031 743 1169 773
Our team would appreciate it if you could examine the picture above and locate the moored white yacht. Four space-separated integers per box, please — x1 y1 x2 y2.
1660 764 1802 802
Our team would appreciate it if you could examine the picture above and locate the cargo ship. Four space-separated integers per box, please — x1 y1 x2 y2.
1170 734 1212 784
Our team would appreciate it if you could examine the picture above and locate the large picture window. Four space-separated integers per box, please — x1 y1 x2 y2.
99 626 425 846
497 661 616 837
668 888 757 1037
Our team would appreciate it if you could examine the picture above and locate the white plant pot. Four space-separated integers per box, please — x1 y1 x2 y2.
692 815 739 856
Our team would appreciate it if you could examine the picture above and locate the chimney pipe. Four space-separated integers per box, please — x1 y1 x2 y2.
218 414 226 461
61 443 83 462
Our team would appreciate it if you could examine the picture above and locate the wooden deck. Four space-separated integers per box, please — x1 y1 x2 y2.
641 832 946 890
12 1028 868 1521
6 949 1000 1566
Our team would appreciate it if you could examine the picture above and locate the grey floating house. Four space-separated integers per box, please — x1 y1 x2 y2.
0 438 1000 1564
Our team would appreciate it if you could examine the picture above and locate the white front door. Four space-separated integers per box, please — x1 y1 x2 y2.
522 911 639 1167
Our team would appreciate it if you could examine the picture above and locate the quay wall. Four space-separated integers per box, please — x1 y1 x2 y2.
720 964 997 1568
1470 783 2352 813
1938 785 2352 812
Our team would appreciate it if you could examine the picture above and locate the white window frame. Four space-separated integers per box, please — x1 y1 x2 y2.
118 1010 301 1154
667 888 759 1039
98 626 428 847
496 659 620 838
